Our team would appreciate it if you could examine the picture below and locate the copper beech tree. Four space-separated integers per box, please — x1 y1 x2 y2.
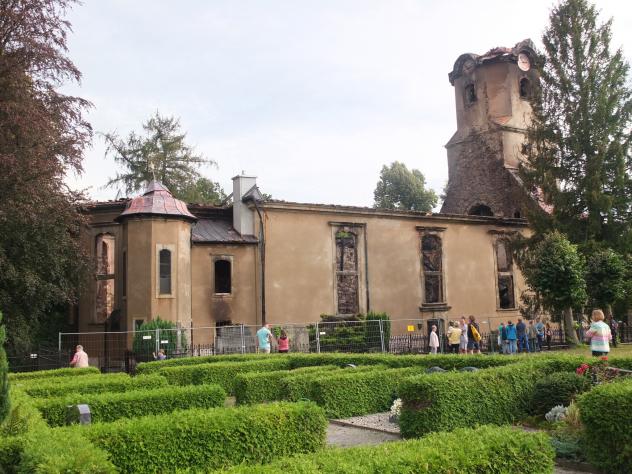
0 0 91 355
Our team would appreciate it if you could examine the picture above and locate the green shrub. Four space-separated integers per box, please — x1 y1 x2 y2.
220 425 554 474
0 311 9 423
158 358 292 393
234 366 339 405
310 366 430 418
531 372 591 415
8 367 100 382
578 377 632 472
1 389 47 437
70 402 326 473
21 373 167 399
35 384 226 427
136 353 278 375
132 317 188 361
284 365 383 402
18 427 115 473
399 363 546 438
0 436 23 474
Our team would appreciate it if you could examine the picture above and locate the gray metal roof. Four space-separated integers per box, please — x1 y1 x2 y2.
191 218 258 244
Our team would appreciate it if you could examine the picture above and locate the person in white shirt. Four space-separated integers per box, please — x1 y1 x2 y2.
70 345 89 368
429 325 440 354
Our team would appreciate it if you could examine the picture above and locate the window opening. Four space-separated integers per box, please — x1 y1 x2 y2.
469 204 494 216
159 249 171 295
214 259 232 294
335 230 359 314
422 234 444 304
519 77 531 99
95 234 115 323
496 240 515 309
465 83 477 104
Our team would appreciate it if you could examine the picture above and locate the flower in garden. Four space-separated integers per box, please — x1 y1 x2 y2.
576 363 590 376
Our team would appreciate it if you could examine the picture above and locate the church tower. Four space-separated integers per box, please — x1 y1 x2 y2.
440 40 539 218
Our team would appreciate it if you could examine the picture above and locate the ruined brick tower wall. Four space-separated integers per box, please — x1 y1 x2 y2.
441 40 539 217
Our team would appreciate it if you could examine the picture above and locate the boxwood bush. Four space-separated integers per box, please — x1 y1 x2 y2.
234 365 339 405
531 372 591 415
35 384 226 427
22 373 167 399
220 425 554 473
284 365 383 402
136 353 280 374
158 358 292 393
69 402 326 473
8 367 100 382
399 362 545 438
578 377 632 472
311 366 429 418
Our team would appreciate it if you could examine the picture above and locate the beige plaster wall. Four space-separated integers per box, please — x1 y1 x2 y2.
190 244 258 333
261 206 527 329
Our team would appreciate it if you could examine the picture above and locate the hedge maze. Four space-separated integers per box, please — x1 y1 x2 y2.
2 352 631 472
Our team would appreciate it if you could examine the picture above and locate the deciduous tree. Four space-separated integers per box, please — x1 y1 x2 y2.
0 0 91 356
373 161 437 212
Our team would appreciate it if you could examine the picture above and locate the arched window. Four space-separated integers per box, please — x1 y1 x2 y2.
159 249 171 295
214 259 232 294
519 77 531 99
513 210 522 219
469 204 494 216
95 233 115 323
422 234 444 304
464 83 477 104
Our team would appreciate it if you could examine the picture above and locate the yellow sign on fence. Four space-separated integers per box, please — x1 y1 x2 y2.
407 325 415 332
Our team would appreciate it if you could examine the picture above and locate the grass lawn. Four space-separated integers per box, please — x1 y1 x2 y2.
554 343 632 357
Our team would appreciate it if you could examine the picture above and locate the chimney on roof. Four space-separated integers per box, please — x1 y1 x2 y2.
232 174 257 236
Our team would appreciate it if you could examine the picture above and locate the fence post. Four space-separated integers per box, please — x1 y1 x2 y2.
240 324 245 354
378 319 385 353
155 328 160 355
58 332 62 352
315 322 320 354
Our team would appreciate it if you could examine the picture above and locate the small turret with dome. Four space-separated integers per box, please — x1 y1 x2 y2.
117 180 196 222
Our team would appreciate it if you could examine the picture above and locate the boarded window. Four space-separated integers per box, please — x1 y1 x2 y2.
422 234 444 304
335 230 358 314
95 234 115 323
159 249 171 295
496 240 515 309
214 259 232 294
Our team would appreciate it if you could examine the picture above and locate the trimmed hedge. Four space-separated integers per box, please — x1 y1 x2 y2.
158 358 292 393
234 365 340 405
578 377 632 473
8 367 100 382
136 353 281 374
21 373 167 399
220 425 555 473
399 362 546 438
310 366 428 418
69 402 327 473
35 384 226 427
531 372 591 415
0 388 114 474
284 365 383 403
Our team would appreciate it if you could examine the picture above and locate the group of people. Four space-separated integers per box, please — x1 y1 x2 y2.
497 317 552 354
437 315 483 354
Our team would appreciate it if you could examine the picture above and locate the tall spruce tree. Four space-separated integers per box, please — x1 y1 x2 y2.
520 0 632 251
104 112 225 204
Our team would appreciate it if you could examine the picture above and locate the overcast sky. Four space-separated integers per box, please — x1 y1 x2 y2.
64 0 632 207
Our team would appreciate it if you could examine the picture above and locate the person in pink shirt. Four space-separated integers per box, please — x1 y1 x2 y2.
277 329 290 353
70 345 89 368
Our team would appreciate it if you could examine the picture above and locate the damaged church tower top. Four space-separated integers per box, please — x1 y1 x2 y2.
440 39 539 218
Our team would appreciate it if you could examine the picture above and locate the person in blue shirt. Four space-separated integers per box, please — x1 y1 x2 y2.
535 318 545 352
256 324 275 354
516 317 530 353
505 320 517 354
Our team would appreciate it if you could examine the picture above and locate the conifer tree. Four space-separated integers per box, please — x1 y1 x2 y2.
520 0 632 251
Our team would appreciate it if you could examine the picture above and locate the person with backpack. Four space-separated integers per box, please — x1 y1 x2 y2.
467 315 481 354
535 317 545 352
498 322 509 354
505 320 517 354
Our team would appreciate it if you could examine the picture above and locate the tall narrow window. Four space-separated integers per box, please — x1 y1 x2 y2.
214 259 232 294
519 77 531 99
95 234 115 323
464 83 477 104
496 240 515 309
335 230 359 314
159 249 171 295
422 234 444 304
122 250 127 297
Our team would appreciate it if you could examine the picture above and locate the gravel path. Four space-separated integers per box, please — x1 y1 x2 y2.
331 412 400 434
